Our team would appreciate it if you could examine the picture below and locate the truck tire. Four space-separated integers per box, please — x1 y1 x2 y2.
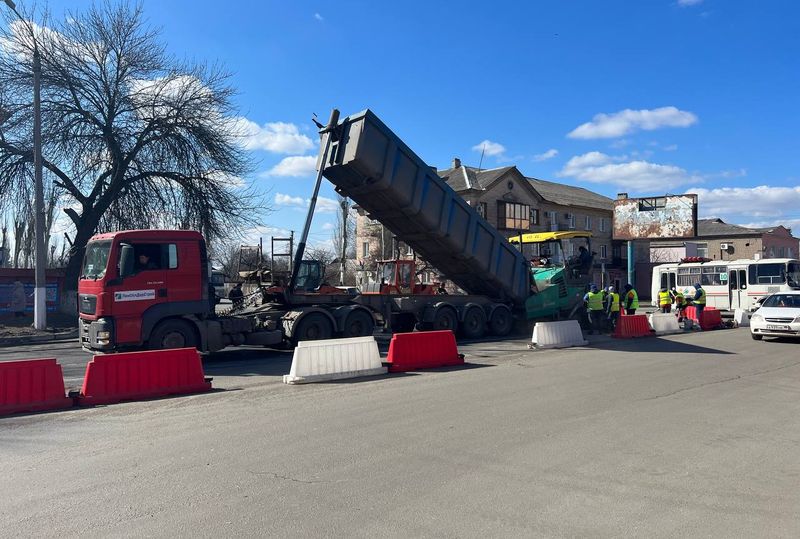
148 319 197 350
459 306 486 339
342 310 375 338
432 306 458 333
292 312 333 344
489 306 513 336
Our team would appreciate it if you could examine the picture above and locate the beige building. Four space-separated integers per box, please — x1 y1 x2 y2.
355 159 632 285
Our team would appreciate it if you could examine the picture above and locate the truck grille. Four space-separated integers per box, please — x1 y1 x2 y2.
79 294 97 315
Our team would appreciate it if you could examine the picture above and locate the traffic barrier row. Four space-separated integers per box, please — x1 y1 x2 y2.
685 306 724 331
613 314 654 338
530 320 587 349
1 348 212 417
283 336 387 384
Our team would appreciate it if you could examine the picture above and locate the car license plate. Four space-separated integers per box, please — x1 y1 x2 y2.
766 324 790 330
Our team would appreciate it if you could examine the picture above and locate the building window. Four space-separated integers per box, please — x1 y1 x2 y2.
362 242 369 258
530 208 539 226
585 215 592 230
600 245 607 259
498 202 530 230
599 218 607 232
696 242 708 258
638 197 667 211
566 213 575 229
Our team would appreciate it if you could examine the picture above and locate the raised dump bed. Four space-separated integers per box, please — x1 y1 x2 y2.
320 109 530 305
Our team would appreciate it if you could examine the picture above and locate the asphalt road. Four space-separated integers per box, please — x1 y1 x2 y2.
2 328 800 537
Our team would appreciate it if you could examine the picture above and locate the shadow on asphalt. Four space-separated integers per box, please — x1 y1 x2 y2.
586 335 735 355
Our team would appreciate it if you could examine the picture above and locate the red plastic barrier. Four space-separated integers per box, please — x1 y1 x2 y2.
78 348 212 406
685 306 723 330
0 358 72 416
613 314 654 338
386 330 464 373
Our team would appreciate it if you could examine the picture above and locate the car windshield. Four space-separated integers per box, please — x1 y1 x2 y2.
81 240 111 280
762 294 800 308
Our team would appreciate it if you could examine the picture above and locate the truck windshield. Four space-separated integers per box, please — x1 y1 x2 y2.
81 240 111 279
787 262 800 288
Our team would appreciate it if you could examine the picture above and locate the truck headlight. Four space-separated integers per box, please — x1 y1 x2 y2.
96 331 110 339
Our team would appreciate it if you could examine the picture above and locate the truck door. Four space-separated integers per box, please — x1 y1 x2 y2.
110 242 168 345
166 241 201 305
728 268 747 310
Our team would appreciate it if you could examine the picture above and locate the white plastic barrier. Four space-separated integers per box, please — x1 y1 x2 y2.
734 309 750 327
648 313 682 335
283 336 387 384
530 320 588 349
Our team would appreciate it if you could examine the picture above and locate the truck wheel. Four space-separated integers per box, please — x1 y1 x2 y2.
148 319 197 350
433 306 458 333
292 313 333 344
489 306 513 336
459 307 486 339
343 310 375 338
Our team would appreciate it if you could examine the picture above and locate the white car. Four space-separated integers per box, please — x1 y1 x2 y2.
750 291 800 340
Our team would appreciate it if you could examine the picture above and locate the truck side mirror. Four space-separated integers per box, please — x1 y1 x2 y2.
119 243 135 278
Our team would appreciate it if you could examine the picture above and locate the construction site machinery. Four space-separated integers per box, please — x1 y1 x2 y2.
318 109 592 334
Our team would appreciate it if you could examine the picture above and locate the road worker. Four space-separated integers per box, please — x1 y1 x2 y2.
658 287 673 313
583 284 605 335
605 285 621 331
623 284 639 315
692 283 706 317
671 287 686 320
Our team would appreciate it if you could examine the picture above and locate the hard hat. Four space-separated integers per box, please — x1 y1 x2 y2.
590 284 598 291
607 286 615 292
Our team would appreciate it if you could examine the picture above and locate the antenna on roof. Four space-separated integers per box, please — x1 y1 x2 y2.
477 144 486 173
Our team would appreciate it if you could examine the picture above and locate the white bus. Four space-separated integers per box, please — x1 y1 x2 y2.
651 258 800 311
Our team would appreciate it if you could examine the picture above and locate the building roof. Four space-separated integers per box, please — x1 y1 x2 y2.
698 218 768 237
438 164 614 211
526 177 613 211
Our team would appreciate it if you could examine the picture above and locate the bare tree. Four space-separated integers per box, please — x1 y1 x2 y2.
0 3 264 301
332 195 356 285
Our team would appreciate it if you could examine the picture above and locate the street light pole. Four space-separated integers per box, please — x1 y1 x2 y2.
4 0 47 329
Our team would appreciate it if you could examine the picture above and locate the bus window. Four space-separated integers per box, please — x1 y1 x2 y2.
729 270 738 289
748 263 785 285
788 262 800 287
660 272 668 290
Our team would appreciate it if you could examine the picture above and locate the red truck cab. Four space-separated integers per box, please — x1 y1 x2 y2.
78 230 212 351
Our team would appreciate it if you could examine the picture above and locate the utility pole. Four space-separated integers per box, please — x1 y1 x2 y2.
4 0 47 329
339 197 349 286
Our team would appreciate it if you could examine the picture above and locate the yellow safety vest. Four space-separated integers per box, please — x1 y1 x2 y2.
673 292 685 305
694 288 706 305
609 292 620 312
586 291 604 311
626 289 639 309
658 290 672 306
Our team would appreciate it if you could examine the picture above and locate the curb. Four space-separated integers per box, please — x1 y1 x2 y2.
0 329 78 347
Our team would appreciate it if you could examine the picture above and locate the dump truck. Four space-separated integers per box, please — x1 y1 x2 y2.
318 109 592 336
77 108 591 353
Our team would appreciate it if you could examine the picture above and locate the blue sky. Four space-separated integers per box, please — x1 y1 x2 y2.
13 0 800 248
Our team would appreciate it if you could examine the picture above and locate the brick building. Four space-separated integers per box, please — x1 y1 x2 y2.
650 218 799 263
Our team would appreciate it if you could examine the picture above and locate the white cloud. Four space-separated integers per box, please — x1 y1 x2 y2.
321 222 335 231
472 140 506 157
533 149 558 162
558 151 701 192
274 193 338 213
264 155 317 177
239 225 292 246
663 144 678 151
567 106 698 139
688 186 800 222
678 0 703 6
232 117 315 154
314 13 324 21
